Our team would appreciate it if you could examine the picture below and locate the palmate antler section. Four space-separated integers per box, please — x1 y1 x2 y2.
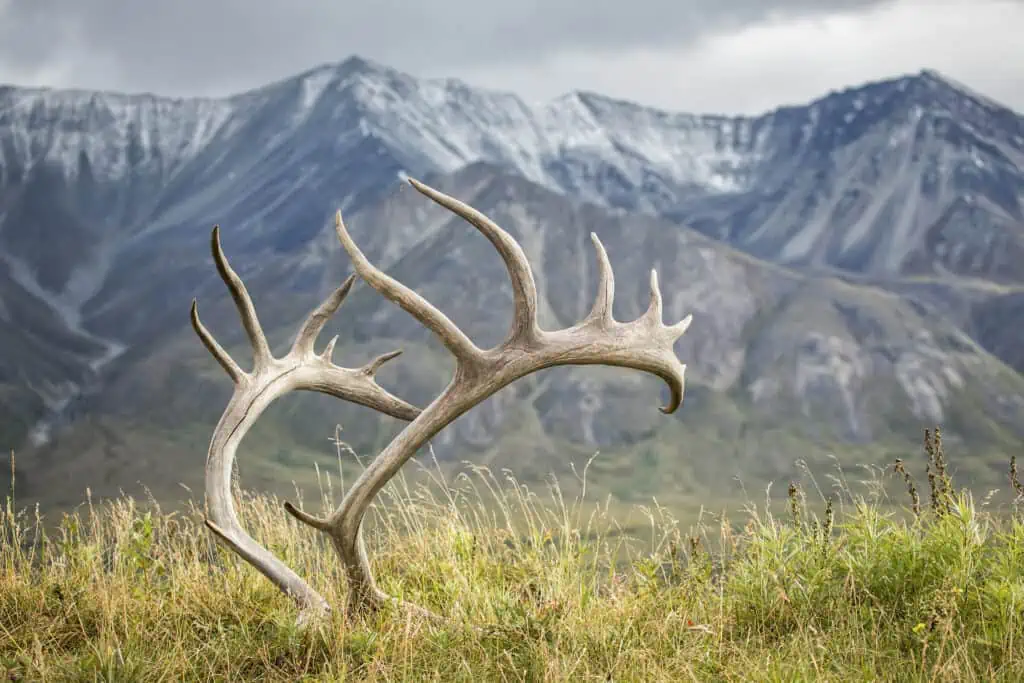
284 178 693 618
191 226 420 623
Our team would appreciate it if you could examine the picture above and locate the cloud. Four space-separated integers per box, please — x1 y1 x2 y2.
0 0 893 94
0 0 1021 115
444 0 1024 114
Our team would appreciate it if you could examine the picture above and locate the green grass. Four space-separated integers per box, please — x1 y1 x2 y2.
1 431 1023 682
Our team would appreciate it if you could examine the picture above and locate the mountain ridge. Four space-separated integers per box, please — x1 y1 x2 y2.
8 55 1021 287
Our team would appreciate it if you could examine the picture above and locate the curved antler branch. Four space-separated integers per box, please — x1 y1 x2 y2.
408 177 540 344
334 211 480 362
192 225 421 625
292 179 693 619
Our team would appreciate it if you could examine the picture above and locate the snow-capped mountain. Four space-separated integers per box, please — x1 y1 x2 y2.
1 56 1023 512
333 63 1024 283
5 57 1022 286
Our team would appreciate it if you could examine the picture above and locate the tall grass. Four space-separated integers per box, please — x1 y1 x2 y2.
1 431 1022 681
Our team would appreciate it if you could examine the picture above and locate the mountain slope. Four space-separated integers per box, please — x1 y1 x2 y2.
9 163 1024 513
674 72 1024 283
1 58 1023 512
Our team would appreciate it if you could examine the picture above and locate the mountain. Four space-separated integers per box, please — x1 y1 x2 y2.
1 57 1022 512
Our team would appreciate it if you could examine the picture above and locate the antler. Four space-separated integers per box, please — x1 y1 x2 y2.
191 226 420 625
285 179 693 618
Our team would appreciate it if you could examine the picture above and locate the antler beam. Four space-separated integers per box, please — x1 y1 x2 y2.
192 226 421 625
285 178 692 619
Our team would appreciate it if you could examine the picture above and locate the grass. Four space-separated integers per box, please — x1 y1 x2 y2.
1 429 1023 682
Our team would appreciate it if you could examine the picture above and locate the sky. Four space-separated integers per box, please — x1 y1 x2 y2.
0 0 1021 115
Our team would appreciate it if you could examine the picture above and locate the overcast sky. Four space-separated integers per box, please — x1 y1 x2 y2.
0 0 1020 115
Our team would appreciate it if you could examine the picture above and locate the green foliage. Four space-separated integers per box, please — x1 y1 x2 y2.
1 432 1022 681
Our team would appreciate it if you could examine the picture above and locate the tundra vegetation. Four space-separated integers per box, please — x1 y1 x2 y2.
2 430 1022 681
1 180 1022 680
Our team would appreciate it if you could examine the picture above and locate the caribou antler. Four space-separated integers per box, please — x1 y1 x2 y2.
284 178 693 619
191 226 420 624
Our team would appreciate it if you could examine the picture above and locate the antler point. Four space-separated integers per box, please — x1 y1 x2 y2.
364 348 404 375
322 335 339 361
284 501 332 531
339 274 356 296
204 517 228 538
671 313 694 338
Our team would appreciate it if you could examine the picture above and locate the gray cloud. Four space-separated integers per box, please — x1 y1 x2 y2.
0 0 1021 116
0 0 888 96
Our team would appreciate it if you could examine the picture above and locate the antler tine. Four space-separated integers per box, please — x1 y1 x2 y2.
653 364 685 415
585 232 616 327
671 313 694 338
644 269 663 325
321 336 339 362
408 178 540 342
210 226 273 370
291 274 356 357
334 210 480 361
362 349 404 375
190 300 244 383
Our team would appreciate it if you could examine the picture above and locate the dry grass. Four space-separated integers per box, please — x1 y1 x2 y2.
1 430 1022 682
